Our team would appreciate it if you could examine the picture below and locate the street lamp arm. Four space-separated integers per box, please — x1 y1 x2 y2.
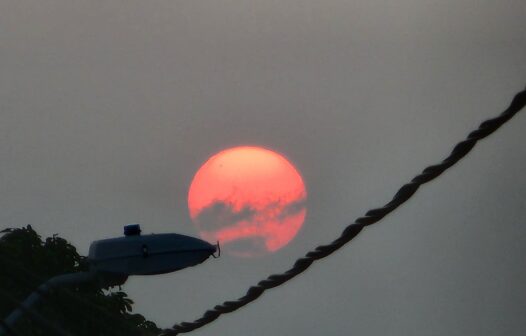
0 271 97 335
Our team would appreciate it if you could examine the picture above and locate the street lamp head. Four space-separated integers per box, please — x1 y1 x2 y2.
88 225 217 277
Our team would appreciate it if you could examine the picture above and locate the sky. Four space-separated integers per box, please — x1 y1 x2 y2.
1 1 525 335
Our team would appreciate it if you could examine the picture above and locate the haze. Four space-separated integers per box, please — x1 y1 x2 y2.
1 1 525 335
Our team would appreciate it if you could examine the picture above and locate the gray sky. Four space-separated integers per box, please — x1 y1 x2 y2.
1 1 525 335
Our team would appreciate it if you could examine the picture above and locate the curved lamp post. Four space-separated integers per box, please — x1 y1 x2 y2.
0 224 218 335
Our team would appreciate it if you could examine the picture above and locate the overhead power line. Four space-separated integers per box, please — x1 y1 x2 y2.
160 86 526 335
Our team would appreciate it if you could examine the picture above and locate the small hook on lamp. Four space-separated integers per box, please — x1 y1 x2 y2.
212 241 221 258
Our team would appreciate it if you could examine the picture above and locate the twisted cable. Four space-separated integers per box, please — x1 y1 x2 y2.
162 87 526 335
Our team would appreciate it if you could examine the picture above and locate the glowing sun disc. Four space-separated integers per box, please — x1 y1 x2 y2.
188 146 307 257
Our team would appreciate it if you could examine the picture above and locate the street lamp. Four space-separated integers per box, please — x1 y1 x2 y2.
0 224 218 335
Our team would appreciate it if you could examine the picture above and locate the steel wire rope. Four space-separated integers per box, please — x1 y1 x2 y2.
0 251 137 335
161 86 526 335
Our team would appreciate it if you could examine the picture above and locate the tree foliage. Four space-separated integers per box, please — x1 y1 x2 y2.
0 225 160 336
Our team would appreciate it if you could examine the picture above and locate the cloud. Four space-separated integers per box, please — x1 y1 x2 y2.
224 236 268 257
277 198 307 222
195 197 307 232
194 201 257 232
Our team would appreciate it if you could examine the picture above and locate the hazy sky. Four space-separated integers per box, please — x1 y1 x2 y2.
1 1 525 335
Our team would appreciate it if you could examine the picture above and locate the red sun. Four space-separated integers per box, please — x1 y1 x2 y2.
188 146 307 257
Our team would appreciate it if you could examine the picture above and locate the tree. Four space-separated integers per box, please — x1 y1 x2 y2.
0 225 160 336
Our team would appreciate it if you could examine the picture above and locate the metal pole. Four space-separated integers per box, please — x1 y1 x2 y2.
0 271 97 336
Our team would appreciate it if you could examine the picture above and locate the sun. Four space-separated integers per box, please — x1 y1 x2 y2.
188 146 307 257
